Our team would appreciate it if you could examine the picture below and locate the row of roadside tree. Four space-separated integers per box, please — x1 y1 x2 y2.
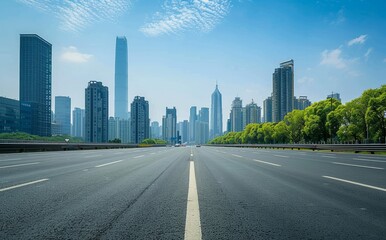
210 85 386 144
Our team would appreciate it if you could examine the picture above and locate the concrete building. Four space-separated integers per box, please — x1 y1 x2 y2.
244 100 261 126
131 96 149 144
85 81 109 143
272 60 294 122
294 96 311 110
230 97 243 132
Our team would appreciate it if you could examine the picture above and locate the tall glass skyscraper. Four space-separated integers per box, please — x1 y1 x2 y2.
231 97 243 132
55 96 71 135
210 84 223 139
114 36 128 119
85 81 109 143
19 34 52 136
272 59 294 122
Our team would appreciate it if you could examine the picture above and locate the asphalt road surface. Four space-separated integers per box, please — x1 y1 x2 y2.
1 146 386 239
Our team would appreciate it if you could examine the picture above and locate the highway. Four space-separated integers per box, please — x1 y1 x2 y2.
1 146 386 239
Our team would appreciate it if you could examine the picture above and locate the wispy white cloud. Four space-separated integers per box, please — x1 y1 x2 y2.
348 34 367 46
17 0 132 32
61 46 93 63
140 0 231 37
364 48 372 61
320 48 347 69
330 8 345 25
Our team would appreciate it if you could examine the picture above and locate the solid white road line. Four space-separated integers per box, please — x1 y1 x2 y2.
184 161 202 240
353 158 386 163
253 159 281 167
322 155 337 159
0 179 49 192
274 155 289 158
231 154 243 158
323 176 386 192
133 155 145 159
84 155 102 158
0 162 40 169
95 160 123 168
332 162 384 170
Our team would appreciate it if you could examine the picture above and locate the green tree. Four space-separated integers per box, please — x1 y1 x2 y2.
366 90 386 143
273 121 289 143
284 110 305 143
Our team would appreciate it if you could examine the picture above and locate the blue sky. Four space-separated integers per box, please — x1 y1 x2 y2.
0 0 385 126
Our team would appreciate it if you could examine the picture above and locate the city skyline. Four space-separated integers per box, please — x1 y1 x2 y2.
1 1 386 129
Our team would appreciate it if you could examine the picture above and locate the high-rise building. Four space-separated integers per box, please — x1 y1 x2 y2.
180 120 189 144
327 93 341 102
196 107 209 144
272 59 294 122
85 81 109 143
231 97 243 132
294 96 311 110
108 117 118 141
0 97 20 133
19 34 52 136
189 106 197 143
263 96 273 122
150 121 161 139
245 100 261 126
115 36 128 119
119 117 131 143
210 84 223 139
131 96 149 144
72 107 85 139
54 96 71 135
164 107 177 144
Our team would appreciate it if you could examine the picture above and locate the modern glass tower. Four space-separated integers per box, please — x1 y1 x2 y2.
85 81 109 143
55 96 71 135
131 96 149 144
210 84 223 139
272 59 294 122
164 107 177 145
72 107 85 139
231 97 243 132
114 36 128 119
19 34 52 137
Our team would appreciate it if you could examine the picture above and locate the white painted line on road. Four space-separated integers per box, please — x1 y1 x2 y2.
253 159 281 167
231 154 243 158
322 155 337 159
0 162 40 169
84 155 102 158
95 160 123 168
0 178 49 192
184 161 202 240
133 155 145 159
353 158 386 163
274 155 289 158
323 176 386 192
0 158 22 162
332 162 384 170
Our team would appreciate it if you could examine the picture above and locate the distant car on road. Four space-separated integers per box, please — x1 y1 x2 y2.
196 145 201 147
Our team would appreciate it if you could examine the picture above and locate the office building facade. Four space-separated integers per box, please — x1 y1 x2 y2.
72 107 85 139
131 96 149 144
164 107 177 144
19 34 52 136
0 97 20 133
115 36 129 119
54 96 71 135
210 84 223 139
231 97 243 132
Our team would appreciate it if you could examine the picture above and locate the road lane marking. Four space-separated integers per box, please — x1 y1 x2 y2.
184 161 202 240
322 155 337 159
323 176 386 192
231 154 243 158
133 155 145 159
332 162 384 170
0 162 40 169
0 179 49 192
95 160 123 168
274 155 289 158
84 155 102 158
353 158 386 163
0 158 23 162
253 159 281 167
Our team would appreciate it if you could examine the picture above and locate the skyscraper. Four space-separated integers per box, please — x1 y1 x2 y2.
210 84 223 139
19 34 52 136
0 97 19 133
150 121 161 139
272 59 294 122
196 107 209 144
245 100 261 126
294 96 311 110
131 96 149 144
55 96 71 135
115 36 128 119
189 106 197 143
72 107 85 139
231 97 243 132
85 81 109 143
263 96 273 123
164 107 177 144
